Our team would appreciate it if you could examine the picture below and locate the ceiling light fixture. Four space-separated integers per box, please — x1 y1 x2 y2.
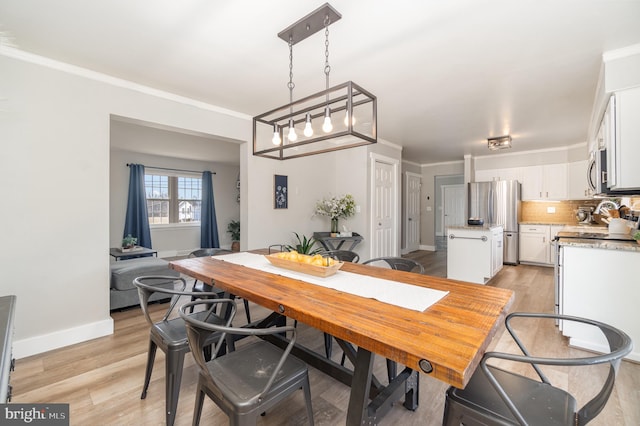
253 3 377 160
487 135 512 150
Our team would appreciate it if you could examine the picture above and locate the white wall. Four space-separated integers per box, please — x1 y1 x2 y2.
0 50 249 358
243 145 372 261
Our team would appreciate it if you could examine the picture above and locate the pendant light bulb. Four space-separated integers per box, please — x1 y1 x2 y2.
303 113 314 137
322 106 333 133
272 124 281 145
287 119 297 142
344 102 356 127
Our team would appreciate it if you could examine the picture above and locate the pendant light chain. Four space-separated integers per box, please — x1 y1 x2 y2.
324 15 331 99
288 36 295 105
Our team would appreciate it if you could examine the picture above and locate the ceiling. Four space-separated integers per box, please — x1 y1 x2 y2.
1 0 640 164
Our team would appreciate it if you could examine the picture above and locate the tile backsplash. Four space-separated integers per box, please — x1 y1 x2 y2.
521 197 640 224
521 200 600 224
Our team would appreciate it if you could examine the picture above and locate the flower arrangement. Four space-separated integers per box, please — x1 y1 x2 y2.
315 194 356 220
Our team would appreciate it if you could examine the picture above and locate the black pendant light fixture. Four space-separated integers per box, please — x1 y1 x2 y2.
253 3 377 160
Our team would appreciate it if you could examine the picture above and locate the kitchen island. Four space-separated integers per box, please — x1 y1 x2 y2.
447 225 503 284
557 236 639 361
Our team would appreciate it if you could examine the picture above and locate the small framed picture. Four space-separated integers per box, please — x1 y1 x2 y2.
274 175 288 209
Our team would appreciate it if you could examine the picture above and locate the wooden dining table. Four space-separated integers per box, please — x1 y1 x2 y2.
169 250 514 425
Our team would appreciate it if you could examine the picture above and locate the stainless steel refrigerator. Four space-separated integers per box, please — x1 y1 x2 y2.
467 180 522 265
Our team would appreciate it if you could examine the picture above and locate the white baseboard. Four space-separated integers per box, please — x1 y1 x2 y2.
420 244 436 251
13 317 114 359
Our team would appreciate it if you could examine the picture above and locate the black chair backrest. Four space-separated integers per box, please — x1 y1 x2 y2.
320 250 360 263
484 312 633 425
179 300 297 402
133 276 220 324
189 248 233 258
363 257 424 273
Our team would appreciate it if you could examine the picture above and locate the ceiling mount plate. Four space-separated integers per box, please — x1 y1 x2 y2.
277 3 342 45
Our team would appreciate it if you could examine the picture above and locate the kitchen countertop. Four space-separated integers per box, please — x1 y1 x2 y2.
557 238 640 252
519 221 569 226
448 224 503 231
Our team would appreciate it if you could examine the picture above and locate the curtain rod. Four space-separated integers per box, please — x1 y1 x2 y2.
126 163 215 175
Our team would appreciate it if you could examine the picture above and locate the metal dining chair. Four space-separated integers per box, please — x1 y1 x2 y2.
134 276 226 426
179 299 314 426
362 256 425 274
188 248 251 324
319 249 360 263
442 312 632 426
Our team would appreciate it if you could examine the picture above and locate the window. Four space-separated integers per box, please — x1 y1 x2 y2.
145 173 201 224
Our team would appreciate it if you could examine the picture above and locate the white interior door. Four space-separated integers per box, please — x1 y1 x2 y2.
405 172 421 252
443 184 465 232
371 154 398 259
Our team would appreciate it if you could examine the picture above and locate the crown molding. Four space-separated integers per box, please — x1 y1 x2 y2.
0 46 251 121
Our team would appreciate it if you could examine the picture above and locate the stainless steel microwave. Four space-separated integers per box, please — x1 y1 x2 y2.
587 149 607 195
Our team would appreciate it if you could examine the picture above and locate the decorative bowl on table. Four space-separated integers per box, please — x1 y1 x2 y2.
467 218 484 226
265 252 343 277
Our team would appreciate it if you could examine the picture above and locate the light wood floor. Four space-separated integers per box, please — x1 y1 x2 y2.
11 247 640 425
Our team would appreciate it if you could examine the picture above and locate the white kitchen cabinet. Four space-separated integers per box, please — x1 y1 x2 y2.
609 87 640 191
560 244 639 361
543 164 567 199
520 164 567 200
491 227 504 277
519 224 550 264
474 167 520 183
567 160 589 199
447 225 503 284
520 224 563 265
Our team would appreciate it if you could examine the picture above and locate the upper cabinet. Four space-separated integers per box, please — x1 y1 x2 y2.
608 87 640 192
476 161 591 201
568 160 589 199
520 164 567 201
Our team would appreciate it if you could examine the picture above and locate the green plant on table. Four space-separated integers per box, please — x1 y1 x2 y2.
633 230 640 241
285 232 321 255
122 234 137 248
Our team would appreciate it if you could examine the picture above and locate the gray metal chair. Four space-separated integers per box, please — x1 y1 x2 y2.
319 249 360 263
188 248 251 323
442 312 632 426
134 276 226 426
268 244 288 254
179 299 314 426
362 256 425 273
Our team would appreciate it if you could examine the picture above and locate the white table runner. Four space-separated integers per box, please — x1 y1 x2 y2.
216 252 448 312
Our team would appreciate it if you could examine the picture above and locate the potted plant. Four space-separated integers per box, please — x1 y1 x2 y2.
121 234 138 252
315 194 356 236
633 230 640 245
227 220 240 252
286 232 322 255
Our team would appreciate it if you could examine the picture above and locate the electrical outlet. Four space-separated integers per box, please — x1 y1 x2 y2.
547 206 556 214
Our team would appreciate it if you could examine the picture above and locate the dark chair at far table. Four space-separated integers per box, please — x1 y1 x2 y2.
443 312 632 426
319 249 360 263
362 256 425 273
188 248 251 324
179 299 314 426
134 276 226 426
